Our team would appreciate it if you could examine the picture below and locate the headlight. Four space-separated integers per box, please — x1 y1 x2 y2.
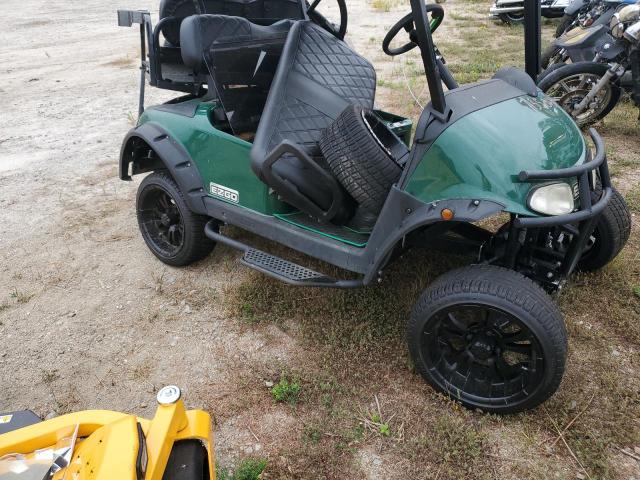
624 20 640 41
610 13 624 38
527 183 575 215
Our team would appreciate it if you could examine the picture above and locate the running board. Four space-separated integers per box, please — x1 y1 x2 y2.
204 221 363 288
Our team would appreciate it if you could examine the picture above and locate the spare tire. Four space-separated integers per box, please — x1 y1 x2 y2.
319 106 408 218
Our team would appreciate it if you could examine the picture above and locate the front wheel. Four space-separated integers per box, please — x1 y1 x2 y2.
407 265 567 413
538 61 621 127
578 187 632 271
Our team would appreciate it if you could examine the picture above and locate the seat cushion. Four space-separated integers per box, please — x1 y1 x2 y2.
180 14 293 71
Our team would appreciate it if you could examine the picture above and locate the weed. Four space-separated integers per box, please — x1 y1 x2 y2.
270 375 301 405
0 300 9 313
9 287 33 304
41 370 59 384
217 458 267 480
303 425 323 444
152 270 166 293
371 0 396 12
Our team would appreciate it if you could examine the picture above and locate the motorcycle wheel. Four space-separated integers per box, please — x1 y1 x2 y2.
499 12 524 24
538 61 621 127
555 13 575 37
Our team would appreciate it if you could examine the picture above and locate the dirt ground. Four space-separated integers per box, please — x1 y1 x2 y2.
1 0 639 478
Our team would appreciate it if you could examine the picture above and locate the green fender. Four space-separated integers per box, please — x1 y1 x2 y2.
404 94 586 216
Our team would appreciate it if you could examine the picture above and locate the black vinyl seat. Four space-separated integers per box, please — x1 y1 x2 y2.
160 0 305 46
180 14 295 135
250 20 376 221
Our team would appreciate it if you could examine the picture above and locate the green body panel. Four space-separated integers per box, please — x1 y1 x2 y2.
139 99 292 214
405 94 586 216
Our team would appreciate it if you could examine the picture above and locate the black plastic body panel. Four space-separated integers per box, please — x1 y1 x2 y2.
161 439 209 480
0 410 42 435
120 123 207 214
204 187 504 282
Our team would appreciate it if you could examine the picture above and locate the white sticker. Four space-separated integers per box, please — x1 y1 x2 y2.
210 183 239 204
0 415 12 424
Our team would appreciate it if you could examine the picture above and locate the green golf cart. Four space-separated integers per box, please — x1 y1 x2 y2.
117 0 631 413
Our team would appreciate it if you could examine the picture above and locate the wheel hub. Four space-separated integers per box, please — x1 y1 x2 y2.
469 334 495 361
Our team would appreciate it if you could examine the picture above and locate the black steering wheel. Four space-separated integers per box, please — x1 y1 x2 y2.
382 2 444 56
306 0 348 40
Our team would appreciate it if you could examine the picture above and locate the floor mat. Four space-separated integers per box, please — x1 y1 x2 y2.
274 212 370 247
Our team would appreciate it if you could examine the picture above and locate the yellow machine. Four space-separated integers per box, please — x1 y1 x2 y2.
0 386 215 480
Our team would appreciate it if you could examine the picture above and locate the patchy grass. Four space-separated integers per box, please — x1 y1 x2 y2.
10 287 33 304
217 458 267 480
199 2 640 478
370 0 402 12
270 374 302 405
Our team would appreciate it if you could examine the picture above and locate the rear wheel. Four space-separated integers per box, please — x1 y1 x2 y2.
137 171 216 266
538 62 621 126
555 13 575 37
407 265 567 413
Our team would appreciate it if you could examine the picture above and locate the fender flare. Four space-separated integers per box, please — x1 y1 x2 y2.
363 187 505 283
119 122 208 215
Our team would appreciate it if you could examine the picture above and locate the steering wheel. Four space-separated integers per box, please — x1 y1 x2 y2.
306 0 348 40
382 2 444 56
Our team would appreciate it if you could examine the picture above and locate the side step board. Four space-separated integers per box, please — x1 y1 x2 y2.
204 221 363 288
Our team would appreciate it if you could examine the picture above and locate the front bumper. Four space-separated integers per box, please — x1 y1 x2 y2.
515 128 611 228
513 128 611 278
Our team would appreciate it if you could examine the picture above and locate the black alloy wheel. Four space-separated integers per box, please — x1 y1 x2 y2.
420 304 545 408
137 171 216 266
408 265 567 413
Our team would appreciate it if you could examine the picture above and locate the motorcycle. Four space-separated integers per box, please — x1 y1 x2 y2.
553 0 636 37
538 4 640 125
490 0 569 24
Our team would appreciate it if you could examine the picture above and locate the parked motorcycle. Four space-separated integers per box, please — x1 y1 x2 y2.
490 0 569 24
538 4 640 125
553 0 635 37
541 22 617 68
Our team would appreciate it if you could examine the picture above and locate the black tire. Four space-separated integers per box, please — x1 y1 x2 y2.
540 44 563 70
578 187 632 271
538 61 621 126
537 60 569 83
407 265 567 413
319 105 403 216
137 171 216 266
499 12 524 24
555 13 575 37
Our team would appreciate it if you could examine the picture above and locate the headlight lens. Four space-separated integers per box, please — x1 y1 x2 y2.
611 13 624 38
624 20 640 41
528 183 575 215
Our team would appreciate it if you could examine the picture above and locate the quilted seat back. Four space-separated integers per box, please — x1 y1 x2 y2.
252 20 376 163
